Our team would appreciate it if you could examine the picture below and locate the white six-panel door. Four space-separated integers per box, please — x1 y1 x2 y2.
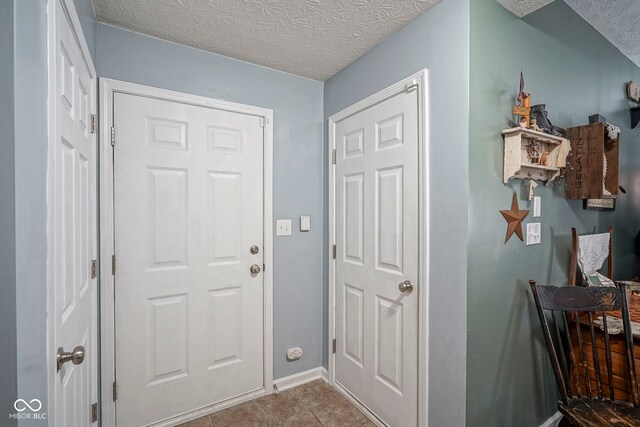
113 93 265 426
335 89 419 426
52 0 98 425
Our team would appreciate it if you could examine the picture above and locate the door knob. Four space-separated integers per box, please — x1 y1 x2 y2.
250 264 261 274
398 280 414 293
57 345 85 372
250 245 260 254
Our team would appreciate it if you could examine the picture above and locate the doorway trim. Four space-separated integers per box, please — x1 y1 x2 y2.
327 69 429 426
99 78 274 426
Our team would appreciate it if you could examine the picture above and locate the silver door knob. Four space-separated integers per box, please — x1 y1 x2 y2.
250 245 260 254
57 345 85 372
250 264 261 274
398 280 414 293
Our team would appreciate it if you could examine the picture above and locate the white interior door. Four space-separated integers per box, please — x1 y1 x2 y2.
53 0 98 424
335 89 419 426
113 93 265 426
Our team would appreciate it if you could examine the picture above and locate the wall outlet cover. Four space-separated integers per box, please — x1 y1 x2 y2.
286 347 303 361
527 222 541 245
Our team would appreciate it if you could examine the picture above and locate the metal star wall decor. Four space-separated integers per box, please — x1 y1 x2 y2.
500 192 530 243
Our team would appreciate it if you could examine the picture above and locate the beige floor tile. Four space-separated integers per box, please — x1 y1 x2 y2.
273 410 323 427
310 397 369 427
209 401 265 427
177 415 213 427
254 389 307 424
292 380 344 408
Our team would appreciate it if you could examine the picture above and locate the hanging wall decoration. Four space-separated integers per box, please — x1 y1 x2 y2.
500 192 530 243
503 72 571 184
513 71 531 127
627 81 640 128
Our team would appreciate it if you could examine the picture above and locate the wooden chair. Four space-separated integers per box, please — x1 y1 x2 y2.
529 280 640 426
569 226 614 286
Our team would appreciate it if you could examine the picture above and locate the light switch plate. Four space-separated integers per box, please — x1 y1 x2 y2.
300 216 310 232
276 219 292 236
527 222 541 245
533 196 541 218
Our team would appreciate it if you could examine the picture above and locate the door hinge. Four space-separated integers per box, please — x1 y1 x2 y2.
90 114 97 134
113 381 118 401
331 149 336 165
405 79 419 93
260 117 265 127
91 402 98 422
332 338 336 354
332 244 336 259
91 259 97 279
112 254 116 275
110 126 115 147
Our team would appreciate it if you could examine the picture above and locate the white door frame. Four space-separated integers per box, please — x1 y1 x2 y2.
327 70 429 426
99 79 274 426
47 0 97 423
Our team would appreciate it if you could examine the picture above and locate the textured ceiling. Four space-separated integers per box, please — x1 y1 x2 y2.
562 0 640 70
497 0 640 70
93 0 440 81
496 0 554 17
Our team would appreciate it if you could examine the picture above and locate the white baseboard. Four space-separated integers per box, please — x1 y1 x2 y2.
540 411 563 427
273 367 327 392
320 366 328 382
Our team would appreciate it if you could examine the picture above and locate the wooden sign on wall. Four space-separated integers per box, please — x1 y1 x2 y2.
565 122 619 199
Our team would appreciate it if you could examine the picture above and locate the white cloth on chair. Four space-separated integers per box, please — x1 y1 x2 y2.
577 232 610 276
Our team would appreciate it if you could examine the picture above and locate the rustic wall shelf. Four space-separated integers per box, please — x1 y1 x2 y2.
565 122 619 199
502 127 571 184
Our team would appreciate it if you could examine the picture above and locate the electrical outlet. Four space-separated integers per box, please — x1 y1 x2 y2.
527 222 541 245
287 347 303 361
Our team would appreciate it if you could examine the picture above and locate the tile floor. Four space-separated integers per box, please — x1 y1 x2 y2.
178 380 374 427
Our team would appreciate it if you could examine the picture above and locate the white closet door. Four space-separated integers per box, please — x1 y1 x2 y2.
335 89 419 426
52 0 98 424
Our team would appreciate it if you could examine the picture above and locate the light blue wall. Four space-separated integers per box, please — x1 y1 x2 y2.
96 23 325 379
14 0 50 423
324 0 470 425
1 1 17 425
467 1 640 425
72 0 97 59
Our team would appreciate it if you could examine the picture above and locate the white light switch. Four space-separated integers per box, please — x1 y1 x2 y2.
300 216 310 232
527 222 541 246
276 219 292 236
533 196 541 218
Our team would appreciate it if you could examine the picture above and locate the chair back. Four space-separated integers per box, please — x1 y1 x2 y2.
529 280 640 406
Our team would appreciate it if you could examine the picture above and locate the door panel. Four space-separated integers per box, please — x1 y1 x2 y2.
114 93 264 426
335 89 419 426
53 1 98 425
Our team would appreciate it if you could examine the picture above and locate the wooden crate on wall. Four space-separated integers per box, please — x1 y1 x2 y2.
565 122 619 199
